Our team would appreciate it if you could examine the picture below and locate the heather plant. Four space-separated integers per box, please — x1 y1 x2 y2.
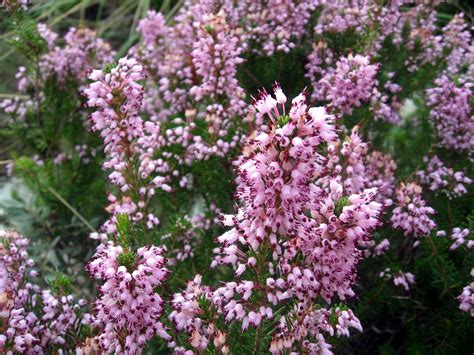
0 1 473 354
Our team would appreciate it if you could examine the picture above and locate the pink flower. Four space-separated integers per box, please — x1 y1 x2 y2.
417 155 472 199
86 242 171 353
209 86 381 352
390 182 436 238
319 55 379 115
0 230 85 353
426 76 474 152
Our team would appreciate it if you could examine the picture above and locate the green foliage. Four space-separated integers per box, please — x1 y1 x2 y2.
334 196 350 217
47 270 73 295
7 12 46 60
116 213 132 247
239 48 308 100
117 250 137 272
278 114 291 127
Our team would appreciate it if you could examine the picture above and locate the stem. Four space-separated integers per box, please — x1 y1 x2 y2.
47 187 97 233
367 281 387 305
447 199 453 224
0 93 29 99
427 236 450 293
253 322 263 355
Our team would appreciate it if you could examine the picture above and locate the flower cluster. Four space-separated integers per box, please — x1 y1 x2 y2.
314 1 372 35
426 76 474 153
417 155 472 199
318 55 378 115
136 7 249 129
245 0 318 55
83 57 173 231
305 40 334 95
458 283 474 317
325 126 369 195
442 14 472 79
0 96 32 123
10 24 113 94
380 268 416 291
447 228 473 251
2 292 85 353
364 151 397 202
0 230 85 353
458 268 474 318
86 242 172 353
37 23 57 49
324 126 396 205
193 86 382 353
392 3 443 72
169 274 229 354
0 230 33 313
270 306 362 354
390 182 436 238
189 12 247 123
372 239 391 257
40 26 114 84
305 50 401 124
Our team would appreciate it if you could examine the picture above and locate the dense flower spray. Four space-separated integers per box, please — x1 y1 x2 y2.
325 126 369 195
0 230 85 353
390 182 436 238
305 40 334 96
189 11 246 119
426 76 474 153
245 0 318 55
40 26 114 84
417 155 472 199
314 1 372 35
324 126 396 205
0 231 33 307
169 274 230 354
136 6 249 128
171 86 382 353
364 151 397 202
86 241 172 353
319 55 378 116
391 3 443 72
83 57 171 232
9 24 114 94
458 283 474 317
442 14 472 78
305 51 401 124
0 23 114 146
